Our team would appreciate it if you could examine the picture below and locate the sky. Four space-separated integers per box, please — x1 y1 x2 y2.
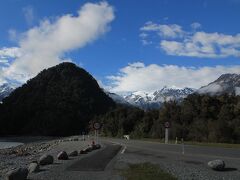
0 0 240 93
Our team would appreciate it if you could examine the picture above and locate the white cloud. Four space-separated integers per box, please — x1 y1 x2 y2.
1 1 114 84
140 21 184 38
22 6 35 25
0 47 21 59
191 22 201 29
8 29 18 41
140 21 240 58
139 32 152 45
160 32 240 58
0 70 5 84
107 62 240 93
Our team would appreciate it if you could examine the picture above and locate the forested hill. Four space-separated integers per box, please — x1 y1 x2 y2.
0 62 115 136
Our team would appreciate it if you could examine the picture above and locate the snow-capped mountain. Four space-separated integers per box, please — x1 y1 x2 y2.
122 87 195 109
105 91 130 105
197 74 240 96
0 83 14 102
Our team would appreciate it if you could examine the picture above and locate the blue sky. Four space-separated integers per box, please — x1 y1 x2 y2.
0 0 240 93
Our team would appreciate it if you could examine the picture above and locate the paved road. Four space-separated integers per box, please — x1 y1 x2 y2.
67 144 121 171
103 138 240 180
104 138 240 160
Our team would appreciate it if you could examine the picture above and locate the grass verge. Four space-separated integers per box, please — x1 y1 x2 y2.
121 162 177 180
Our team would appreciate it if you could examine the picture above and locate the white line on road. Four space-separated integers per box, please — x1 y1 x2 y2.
121 145 127 154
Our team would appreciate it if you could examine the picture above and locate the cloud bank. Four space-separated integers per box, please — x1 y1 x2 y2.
107 62 240 93
140 21 240 58
0 1 114 84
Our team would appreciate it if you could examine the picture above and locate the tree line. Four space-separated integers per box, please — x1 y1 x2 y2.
97 93 240 143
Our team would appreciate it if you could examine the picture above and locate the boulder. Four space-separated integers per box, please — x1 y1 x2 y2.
207 159 225 171
79 149 87 154
95 144 101 149
5 168 28 180
86 147 92 152
91 144 97 150
28 162 40 173
69 150 78 157
57 151 68 160
39 154 54 165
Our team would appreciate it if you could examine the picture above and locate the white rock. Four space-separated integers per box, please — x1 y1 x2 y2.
39 154 54 165
57 151 68 160
28 162 40 173
208 159 225 171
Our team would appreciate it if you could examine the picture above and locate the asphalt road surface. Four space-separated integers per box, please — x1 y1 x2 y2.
29 138 240 180
67 144 121 171
103 138 240 180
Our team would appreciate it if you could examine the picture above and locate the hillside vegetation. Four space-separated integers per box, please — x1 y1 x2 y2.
0 62 115 136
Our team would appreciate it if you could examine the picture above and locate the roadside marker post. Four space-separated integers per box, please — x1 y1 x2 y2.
82 131 85 141
164 122 170 144
181 138 185 155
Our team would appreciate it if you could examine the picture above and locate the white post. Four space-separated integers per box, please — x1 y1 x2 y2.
94 130 97 144
181 138 185 155
96 130 98 144
165 128 169 144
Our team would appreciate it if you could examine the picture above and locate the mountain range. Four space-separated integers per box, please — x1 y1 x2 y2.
0 83 14 102
107 74 240 109
120 87 195 109
1 71 240 109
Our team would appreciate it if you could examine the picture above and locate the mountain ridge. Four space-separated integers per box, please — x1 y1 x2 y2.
197 73 240 95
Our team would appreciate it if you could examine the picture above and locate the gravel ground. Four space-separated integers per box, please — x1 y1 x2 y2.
0 136 90 179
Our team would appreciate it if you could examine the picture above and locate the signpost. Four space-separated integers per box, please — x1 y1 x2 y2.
164 121 170 144
93 122 102 144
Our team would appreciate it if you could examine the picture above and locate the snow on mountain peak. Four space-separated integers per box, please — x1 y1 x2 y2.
197 73 240 95
0 83 15 102
113 86 195 110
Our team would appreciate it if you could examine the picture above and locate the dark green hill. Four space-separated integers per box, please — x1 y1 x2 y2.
0 62 115 136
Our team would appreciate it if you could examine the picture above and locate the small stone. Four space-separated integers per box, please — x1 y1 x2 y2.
28 162 40 173
69 150 78 157
39 154 54 165
57 151 68 160
208 159 225 171
5 167 28 180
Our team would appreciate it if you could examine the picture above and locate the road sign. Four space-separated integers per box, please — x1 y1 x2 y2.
164 121 170 128
93 122 101 130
